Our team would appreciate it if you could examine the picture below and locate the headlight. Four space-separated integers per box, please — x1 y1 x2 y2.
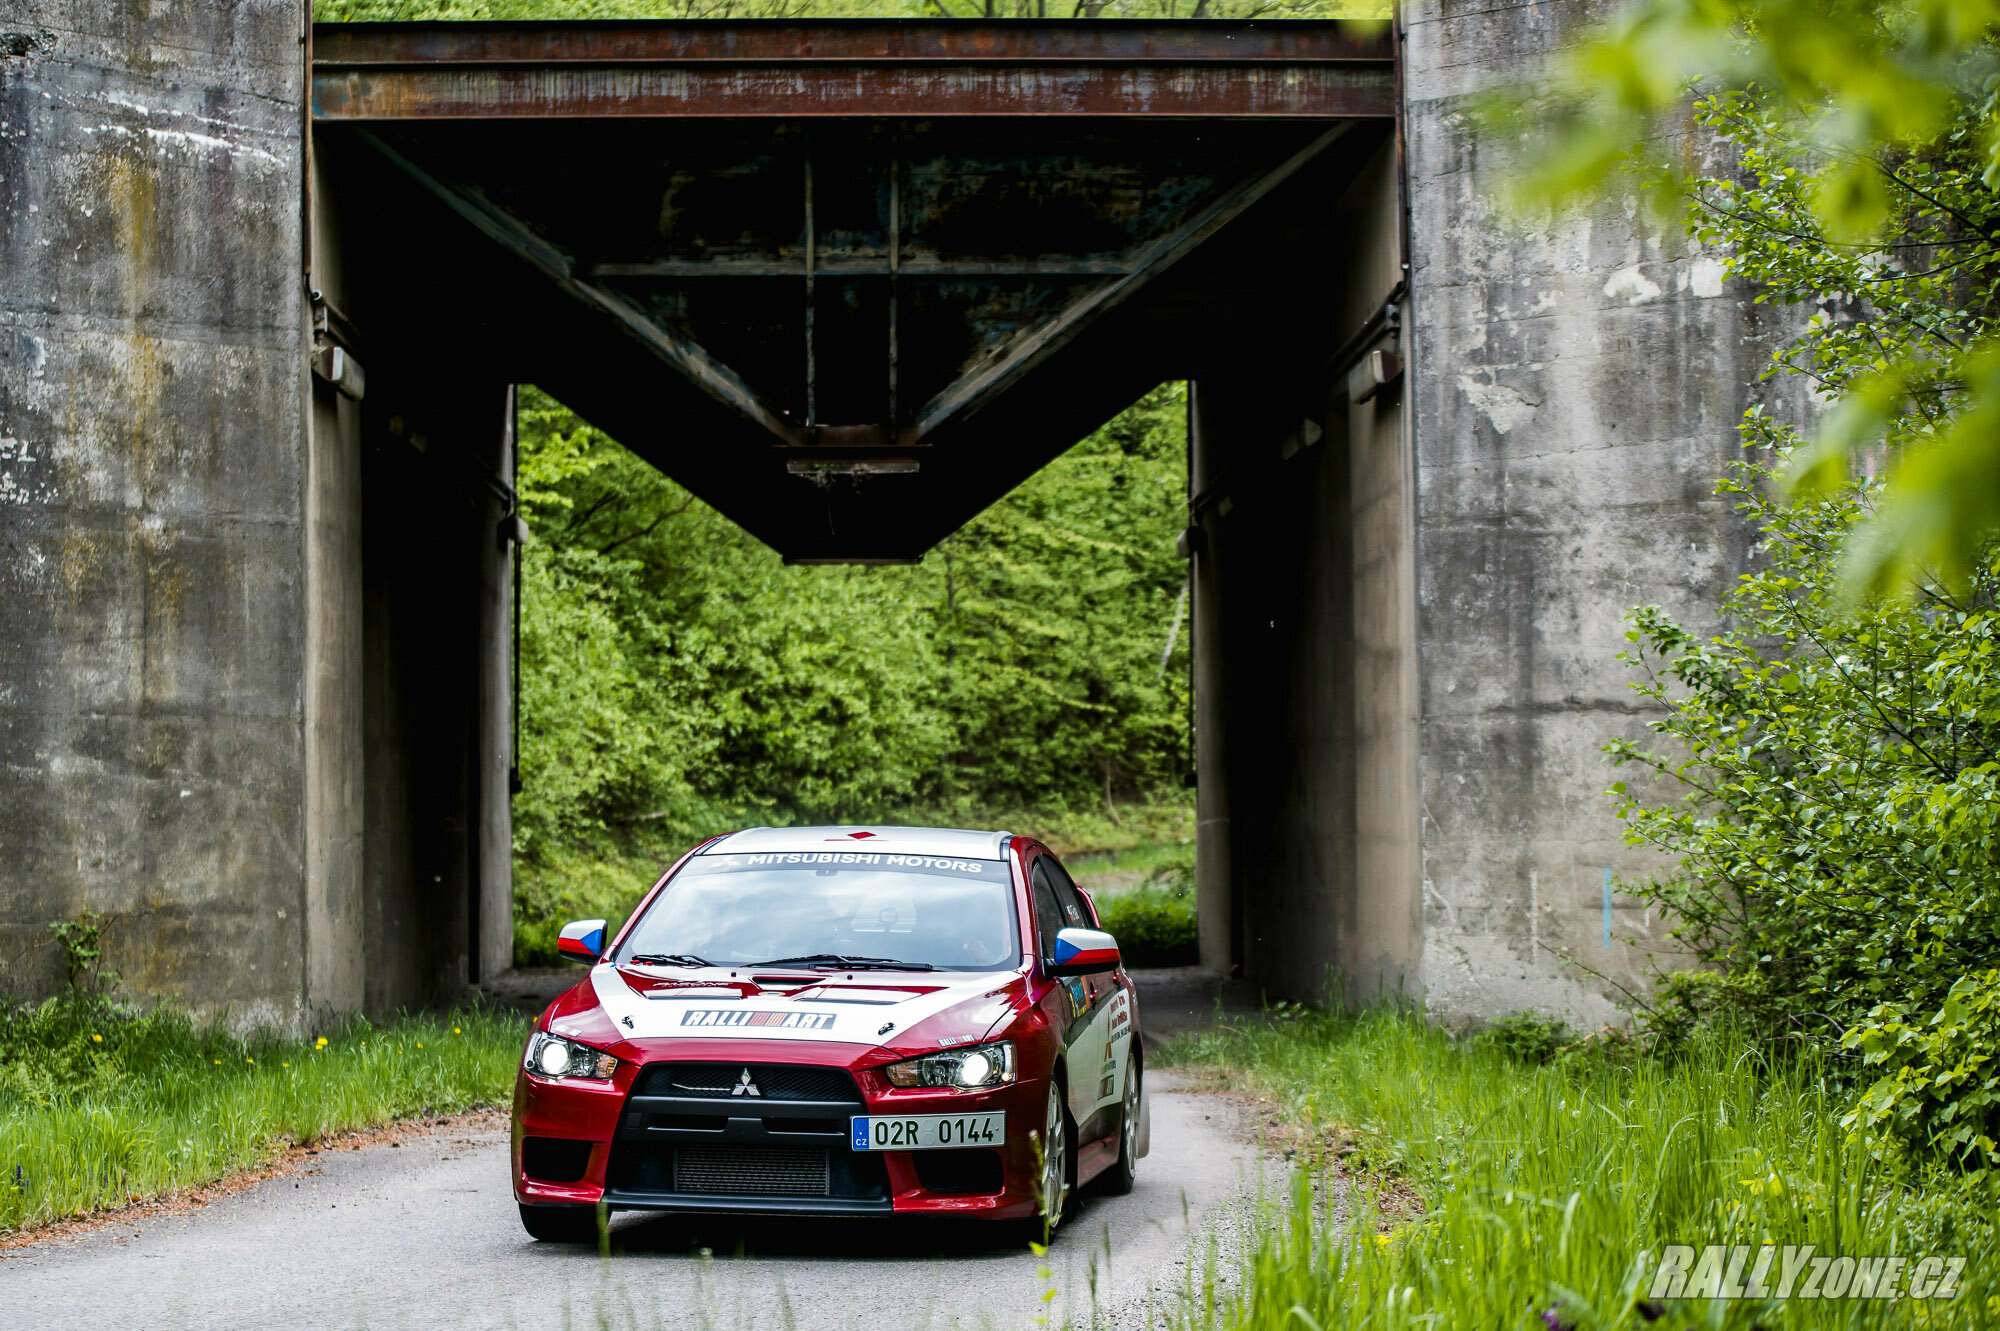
883 1040 1015 1089
524 1031 618 1081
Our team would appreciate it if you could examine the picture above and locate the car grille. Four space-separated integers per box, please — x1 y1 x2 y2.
632 1062 856 1102
607 1061 890 1205
673 1144 830 1196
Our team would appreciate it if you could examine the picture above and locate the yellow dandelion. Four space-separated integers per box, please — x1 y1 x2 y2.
453 1027 461 1034
91 1033 102 1043
416 1042 423 1049
246 1057 254 1064
315 1036 328 1048
213 1059 222 1065
281 1062 289 1067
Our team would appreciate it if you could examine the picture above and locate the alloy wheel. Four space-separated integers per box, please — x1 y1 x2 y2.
1040 1081 1069 1229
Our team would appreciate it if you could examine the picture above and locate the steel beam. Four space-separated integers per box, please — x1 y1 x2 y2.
313 21 1394 66
588 254 1137 278
311 20 1395 121
911 123 1350 441
354 130 794 443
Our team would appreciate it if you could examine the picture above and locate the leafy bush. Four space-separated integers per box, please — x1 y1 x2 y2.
509 385 1196 960
1095 847 1197 967
1602 90 2000 1176
1478 1012 1573 1067
1609 459 2000 1059
1845 971 2000 1178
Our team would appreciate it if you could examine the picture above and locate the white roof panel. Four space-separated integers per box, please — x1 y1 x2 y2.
704 825 1012 860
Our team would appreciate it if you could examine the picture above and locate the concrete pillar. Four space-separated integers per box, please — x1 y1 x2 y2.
1402 0 1799 1024
0 2 313 1024
1189 382 1235 976
472 385 516 983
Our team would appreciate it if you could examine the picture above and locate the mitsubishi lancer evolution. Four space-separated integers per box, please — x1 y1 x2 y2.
511 826 1147 1243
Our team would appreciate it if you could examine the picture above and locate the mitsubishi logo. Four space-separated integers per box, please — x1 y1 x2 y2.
731 1067 762 1098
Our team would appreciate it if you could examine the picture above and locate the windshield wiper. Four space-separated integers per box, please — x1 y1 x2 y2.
626 953 713 968
749 953 936 972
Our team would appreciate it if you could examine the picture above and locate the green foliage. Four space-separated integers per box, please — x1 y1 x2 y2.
1597 87 2000 1174
1478 1011 1574 1067
1095 884 1197 966
1845 969 2000 1176
0 997 523 1234
1608 458 2000 1048
1088 838 1196 965
1162 1008 1999 1330
510 384 1196 946
45 909 117 999
1511 0 2000 593
1684 91 2000 596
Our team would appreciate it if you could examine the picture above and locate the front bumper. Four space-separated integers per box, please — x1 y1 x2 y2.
513 1042 1045 1220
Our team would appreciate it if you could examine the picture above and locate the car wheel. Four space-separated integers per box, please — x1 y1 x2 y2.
518 1202 599 1244
1094 1055 1141 1196
1037 1079 1073 1234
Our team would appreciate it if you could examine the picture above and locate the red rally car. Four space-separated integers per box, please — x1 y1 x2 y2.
512 826 1148 1243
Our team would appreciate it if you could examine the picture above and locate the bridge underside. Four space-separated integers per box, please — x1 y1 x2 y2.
313 21 1395 563
302 19 1415 1013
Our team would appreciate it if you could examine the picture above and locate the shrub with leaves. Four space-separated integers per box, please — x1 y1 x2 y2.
1605 88 2000 1172
1610 460 2000 1061
1844 969 2000 1176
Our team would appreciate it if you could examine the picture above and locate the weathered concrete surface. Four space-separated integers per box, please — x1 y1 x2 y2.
1189 133 1420 1009
1401 0 1803 1025
0 1 310 1023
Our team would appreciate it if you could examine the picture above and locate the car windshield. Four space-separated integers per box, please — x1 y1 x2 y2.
617 851 1020 971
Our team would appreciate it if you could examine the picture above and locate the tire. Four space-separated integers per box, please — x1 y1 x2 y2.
1032 1078 1074 1238
518 1202 599 1244
1093 1055 1141 1196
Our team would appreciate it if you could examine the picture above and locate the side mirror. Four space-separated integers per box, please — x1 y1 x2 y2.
1047 927 1120 976
557 918 606 965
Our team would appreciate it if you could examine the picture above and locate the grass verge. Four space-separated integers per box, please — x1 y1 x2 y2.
0 997 525 1236
1160 1006 1999 1329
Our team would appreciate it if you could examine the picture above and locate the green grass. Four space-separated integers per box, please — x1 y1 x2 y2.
1065 838 1193 897
0 997 526 1235
1159 1007 2000 1330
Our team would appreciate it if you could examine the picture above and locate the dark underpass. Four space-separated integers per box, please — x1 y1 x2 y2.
303 19 1416 1016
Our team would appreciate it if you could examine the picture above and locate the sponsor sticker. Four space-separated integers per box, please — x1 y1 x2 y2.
681 1009 836 1031
703 851 1003 876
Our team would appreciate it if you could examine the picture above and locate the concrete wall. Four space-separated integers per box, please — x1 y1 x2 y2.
1190 132 1420 1006
1400 0 1800 1025
0 9 511 1024
0 1 312 1025
1334 142 1422 1005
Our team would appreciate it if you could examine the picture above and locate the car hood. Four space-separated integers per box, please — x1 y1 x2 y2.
579 963 1027 1052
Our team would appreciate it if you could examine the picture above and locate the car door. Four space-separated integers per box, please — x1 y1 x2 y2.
1041 855 1130 1127
1030 856 1087 1114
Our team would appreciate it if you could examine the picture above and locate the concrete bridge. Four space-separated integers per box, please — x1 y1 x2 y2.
0 3 1785 1031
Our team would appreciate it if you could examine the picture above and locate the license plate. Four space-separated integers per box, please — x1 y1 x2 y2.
850 1113 1004 1151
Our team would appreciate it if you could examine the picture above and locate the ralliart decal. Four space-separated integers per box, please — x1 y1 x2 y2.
680 1009 837 1031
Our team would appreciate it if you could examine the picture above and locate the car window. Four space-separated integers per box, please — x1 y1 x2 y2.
1029 860 1066 958
1043 857 1094 929
619 852 1020 970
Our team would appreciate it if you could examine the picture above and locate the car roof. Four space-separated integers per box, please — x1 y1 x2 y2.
702 825 1015 860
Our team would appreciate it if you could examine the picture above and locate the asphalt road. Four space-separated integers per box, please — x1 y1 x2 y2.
0 1073 1273 1331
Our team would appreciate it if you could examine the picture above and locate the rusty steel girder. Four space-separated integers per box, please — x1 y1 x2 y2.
310 20 1396 121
